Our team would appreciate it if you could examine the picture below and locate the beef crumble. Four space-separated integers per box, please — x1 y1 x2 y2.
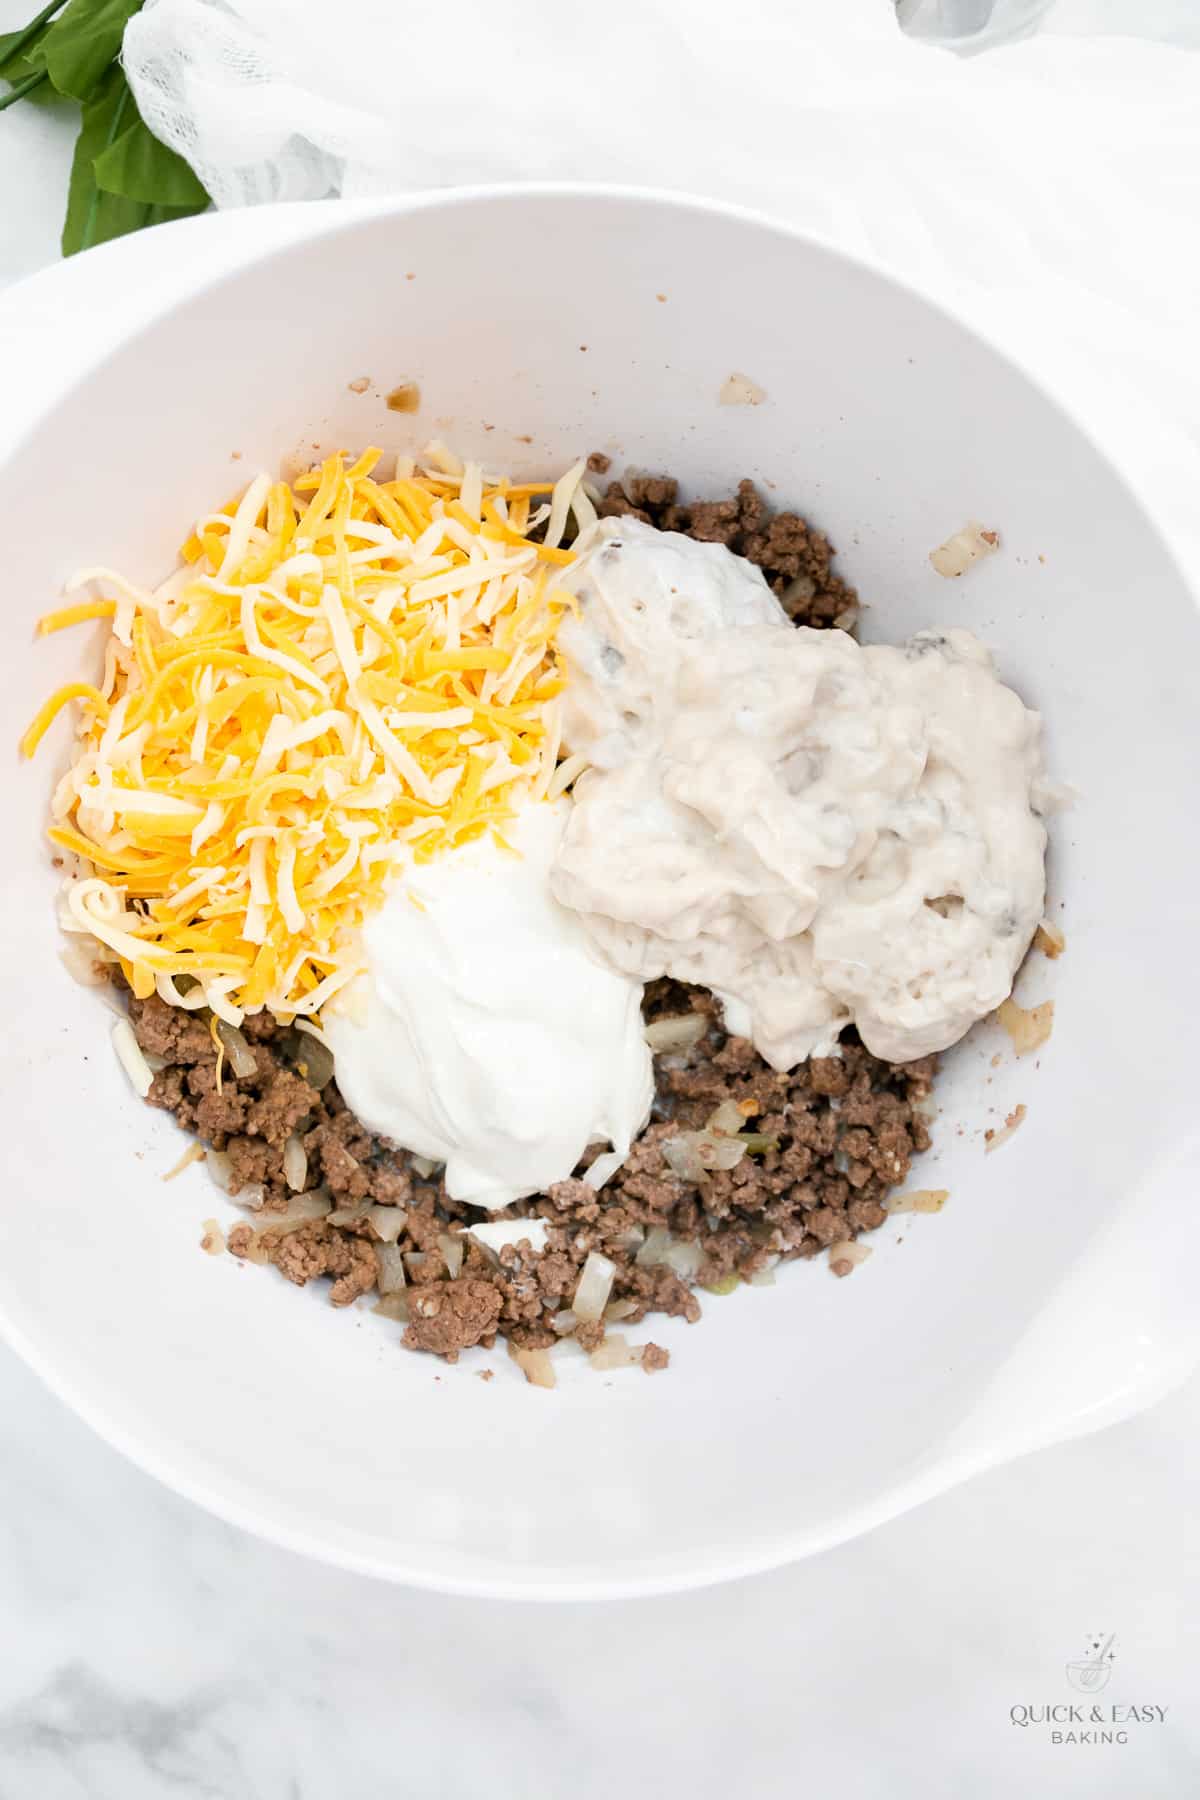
596 473 858 629
130 474 932 1367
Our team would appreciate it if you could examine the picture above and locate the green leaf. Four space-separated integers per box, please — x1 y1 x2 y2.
63 63 137 252
0 0 60 103
41 0 141 102
0 30 45 79
62 64 139 252
0 57 58 112
0 40 44 80
93 112 209 208
0 0 67 77
63 68 206 255
5 0 206 256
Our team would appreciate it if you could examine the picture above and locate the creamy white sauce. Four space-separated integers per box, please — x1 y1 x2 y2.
551 518 1050 1068
324 801 653 1209
558 518 788 767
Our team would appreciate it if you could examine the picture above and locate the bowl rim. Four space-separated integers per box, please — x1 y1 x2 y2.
3 181 1197 1600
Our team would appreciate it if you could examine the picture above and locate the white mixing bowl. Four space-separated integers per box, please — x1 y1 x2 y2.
2 189 1198 1600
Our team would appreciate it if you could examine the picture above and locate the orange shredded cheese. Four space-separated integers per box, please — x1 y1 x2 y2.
26 446 588 1023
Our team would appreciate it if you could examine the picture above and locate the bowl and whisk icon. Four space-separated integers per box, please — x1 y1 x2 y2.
1066 1634 1117 1692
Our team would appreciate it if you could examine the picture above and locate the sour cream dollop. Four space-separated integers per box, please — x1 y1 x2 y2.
551 518 1052 1068
323 801 653 1210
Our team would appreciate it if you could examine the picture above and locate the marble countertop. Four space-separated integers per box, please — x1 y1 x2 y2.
1 13 1196 1795
3 1344 1196 1798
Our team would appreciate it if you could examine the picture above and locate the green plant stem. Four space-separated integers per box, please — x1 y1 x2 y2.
0 66 47 110
77 73 129 250
3 0 69 63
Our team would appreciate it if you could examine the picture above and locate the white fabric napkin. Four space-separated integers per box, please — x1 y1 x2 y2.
122 0 1200 571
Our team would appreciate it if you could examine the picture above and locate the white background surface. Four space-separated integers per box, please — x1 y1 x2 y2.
1 5 1197 1795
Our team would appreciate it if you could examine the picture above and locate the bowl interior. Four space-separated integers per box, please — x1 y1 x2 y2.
3 191 1199 1596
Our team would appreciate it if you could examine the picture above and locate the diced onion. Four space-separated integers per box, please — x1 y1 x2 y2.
572 1249 616 1322
885 1188 949 1215
233 1183 267 1210
996 996 1054 1057
438 1232 464 1279
604 1297 640 1323
410 1154 439 1178
373 1291 410 1321
327 1200 370 1226
662 1138 706 1182
718 372 767 407
111 1018 154 1097
829 1239 872 1276
291 1026 335 1089
59 940 111 987
699 1131 750 1171
662 1131 746 1182
551 1309 578 1336
635 1225 671 1268
929 520 999 579
588 1334 642 1371
780 573 816 608
662 1239 704 1281
256 1191 332 1231
1034 919 1066 959
644 1013 706 1054
374 1241 407 1295
283 1134 308 1192
215 1018 257 1079
706 1099 745 1137
583 1149 626 1190
366 1205 407 1243
747 1257 779 1287
510 1344 556 1389
199 1218 225 1255
206 1148 234 1192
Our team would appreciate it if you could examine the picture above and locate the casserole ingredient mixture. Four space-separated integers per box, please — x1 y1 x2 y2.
26 454 1054 1378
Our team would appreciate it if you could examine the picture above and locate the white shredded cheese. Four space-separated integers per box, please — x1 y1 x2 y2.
112 1018 154 1097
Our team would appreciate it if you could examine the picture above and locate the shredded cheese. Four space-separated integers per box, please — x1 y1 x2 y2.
111 1018 154 1097
27 446 578 1023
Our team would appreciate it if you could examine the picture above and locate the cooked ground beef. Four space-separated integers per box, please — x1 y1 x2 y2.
404 1278 503 1359
130 472 933 1367
596 473 857 629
